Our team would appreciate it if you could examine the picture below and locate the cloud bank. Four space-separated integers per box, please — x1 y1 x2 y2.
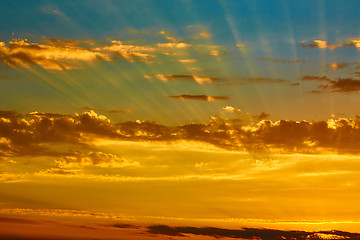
2 110 360 158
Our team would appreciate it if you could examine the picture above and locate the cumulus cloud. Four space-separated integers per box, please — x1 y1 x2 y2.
80 107 132 114
99 40 156 63
222 106 269 122
3 110 360 157
55 151 137 168
168 94 230 101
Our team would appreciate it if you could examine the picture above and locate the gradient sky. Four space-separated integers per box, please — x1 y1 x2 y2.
2 1 360 239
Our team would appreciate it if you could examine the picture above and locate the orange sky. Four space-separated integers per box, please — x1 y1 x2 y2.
3 1 360 239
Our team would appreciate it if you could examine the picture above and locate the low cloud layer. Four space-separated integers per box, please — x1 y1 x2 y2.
2 110 360 158
147 225 360 239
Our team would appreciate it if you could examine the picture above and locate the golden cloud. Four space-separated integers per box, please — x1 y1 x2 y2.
3 110 360 157
0 39 109 70
56 151 138 168
301 40 355 50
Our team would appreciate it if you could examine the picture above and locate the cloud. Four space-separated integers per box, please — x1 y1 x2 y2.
41 6 65 16
147 225 360 239
301 40 355 50
144 74 225 84
329 62 350 70
99 40 155 63
0 39 109 70
0 34 195 70
42 38 79 46
221 77 289 86
255 57 305 63
55 151 137 168
209 50 226 56
80 107 132 114
4 110 360 157
144 74 288 85
157 43 191 48
0 110 23 118
171 59 197 63
301 75 333 82
223 106 238 113
302 75 360 93
41 167 78 175
236 42 246 48
0 216 40 225
168 94 230 101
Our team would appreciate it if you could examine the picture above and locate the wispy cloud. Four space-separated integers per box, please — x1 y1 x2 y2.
0 39 109 70
168 94 230 101
302 75 360 93
144 74 288 85
144 74 225 84
80 107 132 114
255 57 305 63
301 39 355 50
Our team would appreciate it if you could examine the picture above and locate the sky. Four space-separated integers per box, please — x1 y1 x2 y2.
2 0 360 239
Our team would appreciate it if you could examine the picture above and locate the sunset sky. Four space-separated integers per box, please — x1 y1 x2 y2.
3 1 360 239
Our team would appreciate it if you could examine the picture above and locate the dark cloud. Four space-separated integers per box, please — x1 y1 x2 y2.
168 94 230 101
302 75 360 93
147 225 360 240
327 78 360 92
42 38 79 46
300 42 318 49
301 75 332 82
0 110 23 118
255 57 305 63
111 223 139 229
255 112 270 120
107 109 132 114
